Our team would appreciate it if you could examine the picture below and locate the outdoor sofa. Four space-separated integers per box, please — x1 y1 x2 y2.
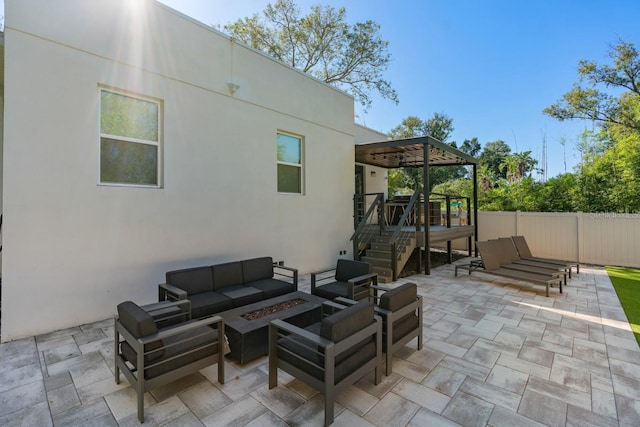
158 257 298 319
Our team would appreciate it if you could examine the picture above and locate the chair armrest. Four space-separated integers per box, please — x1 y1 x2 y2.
348 272 378 286
139 315 224 345
142 300 191 324
310 267 337 291
158 283 188 302
273 264 298 290
269 319 333 348
347 272 378 300
333 297 358 306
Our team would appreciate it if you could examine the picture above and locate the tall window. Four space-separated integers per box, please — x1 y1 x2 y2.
277 132 304 194
99 88 162 187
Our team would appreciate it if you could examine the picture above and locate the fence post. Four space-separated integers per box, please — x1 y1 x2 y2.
577 211 583 263
515 210 522 236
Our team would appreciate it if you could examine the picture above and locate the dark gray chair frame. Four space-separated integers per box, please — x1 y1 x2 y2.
310 262 378 301
114 300 225 423
268 302 382 426
337 283 423 375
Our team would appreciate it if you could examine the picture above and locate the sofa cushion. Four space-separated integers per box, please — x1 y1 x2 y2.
188 292 233 318
212 262 244 290
379 283 417 312
219 285 263 307
242 257 274 283
117 301 164 362
166 266 213 295
250 278 294 299
312 281 349 300
320 301 374 343
335 259 371 283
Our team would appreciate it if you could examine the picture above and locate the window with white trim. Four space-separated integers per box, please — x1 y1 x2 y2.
277 132 304 194
99 88 162 187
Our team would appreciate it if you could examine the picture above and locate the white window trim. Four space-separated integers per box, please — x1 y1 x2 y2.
277 131 305 195
98 86 163 188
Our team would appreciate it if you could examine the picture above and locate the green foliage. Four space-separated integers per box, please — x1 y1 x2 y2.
544 40 640 132
478 140 511 180
386 113 466 195
224 0 397 110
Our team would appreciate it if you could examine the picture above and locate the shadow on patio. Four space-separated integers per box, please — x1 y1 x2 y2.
1 261 639 426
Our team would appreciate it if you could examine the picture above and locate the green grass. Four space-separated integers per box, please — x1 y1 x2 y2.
605 266 640 347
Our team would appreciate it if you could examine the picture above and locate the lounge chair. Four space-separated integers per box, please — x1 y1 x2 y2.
492 238 569 286
456 241 563 297
512 235 579 275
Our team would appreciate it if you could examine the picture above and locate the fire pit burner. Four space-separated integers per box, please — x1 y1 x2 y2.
241 298 306 320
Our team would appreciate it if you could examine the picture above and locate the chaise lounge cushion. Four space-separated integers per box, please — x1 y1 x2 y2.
379 284 419 345
166 266 213 295
188 292 233 319
117 301 164 362
212 262 244 290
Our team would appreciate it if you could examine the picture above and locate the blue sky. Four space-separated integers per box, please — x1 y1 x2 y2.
146 2 639 177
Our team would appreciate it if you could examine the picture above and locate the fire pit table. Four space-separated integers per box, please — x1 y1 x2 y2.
218 291 326 363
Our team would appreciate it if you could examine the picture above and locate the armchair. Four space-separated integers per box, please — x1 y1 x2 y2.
114 300 225 423
336 282 422 375
311 259 377 301
268 301 382 426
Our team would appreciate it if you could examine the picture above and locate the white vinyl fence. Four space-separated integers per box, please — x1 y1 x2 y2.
443 211 640 268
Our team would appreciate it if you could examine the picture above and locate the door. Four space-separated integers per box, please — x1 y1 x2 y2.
354 165 365 228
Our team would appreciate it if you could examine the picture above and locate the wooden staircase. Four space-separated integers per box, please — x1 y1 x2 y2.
361 229 417 283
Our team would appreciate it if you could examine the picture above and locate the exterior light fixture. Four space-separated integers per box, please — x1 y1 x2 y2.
227 82 240 95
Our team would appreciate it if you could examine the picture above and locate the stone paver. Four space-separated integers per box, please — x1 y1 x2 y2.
0 264 639 426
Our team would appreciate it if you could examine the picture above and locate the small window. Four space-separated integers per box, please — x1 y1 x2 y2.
277 132 304 194
99 88 162 187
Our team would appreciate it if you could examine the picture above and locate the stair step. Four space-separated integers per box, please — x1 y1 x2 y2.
366 250 392 259
372 266 393 283
361 256 392 268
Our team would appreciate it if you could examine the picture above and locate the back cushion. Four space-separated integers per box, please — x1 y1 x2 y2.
166 266 213 295
212 261 243 290
117 301 163 362
379 283 417 311
335 259 372 283
242 257 274 283
320 301 374 342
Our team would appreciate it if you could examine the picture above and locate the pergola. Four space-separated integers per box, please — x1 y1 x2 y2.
355 135 479 274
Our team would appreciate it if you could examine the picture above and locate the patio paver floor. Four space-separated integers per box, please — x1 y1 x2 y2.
1 261 639 426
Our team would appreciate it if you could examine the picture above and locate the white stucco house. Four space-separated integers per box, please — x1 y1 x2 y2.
0 0 387 341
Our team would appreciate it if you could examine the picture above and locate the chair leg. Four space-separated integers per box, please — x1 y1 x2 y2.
324 392 334 427
137 388 144 423
268 324 278 389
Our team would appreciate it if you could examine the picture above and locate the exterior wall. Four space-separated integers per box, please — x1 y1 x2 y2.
355 124 388 209
475 211 640 268
2 0 355 341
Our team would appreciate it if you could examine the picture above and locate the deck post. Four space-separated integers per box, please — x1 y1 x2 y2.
473 164 479 257
423 141 430 275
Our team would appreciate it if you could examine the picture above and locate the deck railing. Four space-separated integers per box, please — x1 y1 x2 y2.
351 193 385 259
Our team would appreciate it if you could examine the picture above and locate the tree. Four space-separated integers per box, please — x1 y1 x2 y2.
478 140 511 179
499 151 538 184
224 0 397 110
386 113 462 194
544 39 640 132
